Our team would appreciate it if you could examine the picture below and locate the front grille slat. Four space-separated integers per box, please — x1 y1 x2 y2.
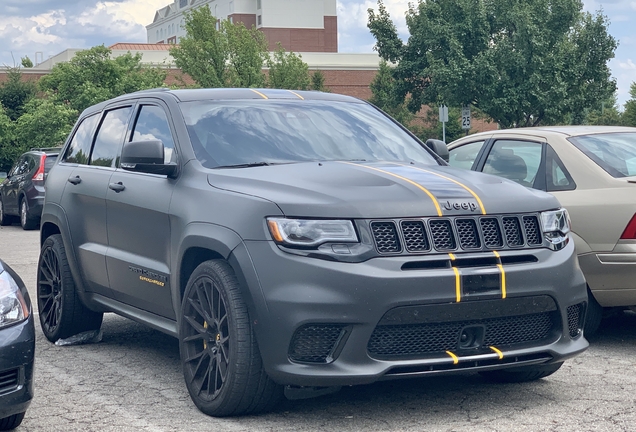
503 216 524 246
456 219 480 249
401 221 430 252
371 221 401 253
429 219 456 251
370 214 544 255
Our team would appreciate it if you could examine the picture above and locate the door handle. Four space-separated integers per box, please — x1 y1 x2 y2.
67 176 81 185
108 182 125 193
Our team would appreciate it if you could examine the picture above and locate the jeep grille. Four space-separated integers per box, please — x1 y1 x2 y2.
369 214 543 254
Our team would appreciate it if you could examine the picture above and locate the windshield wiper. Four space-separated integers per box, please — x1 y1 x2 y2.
215 162 271 169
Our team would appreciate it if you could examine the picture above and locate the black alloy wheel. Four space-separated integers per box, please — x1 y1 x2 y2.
182 270 231 401
37 234 103 342
38 241 63 337
180 260 282 417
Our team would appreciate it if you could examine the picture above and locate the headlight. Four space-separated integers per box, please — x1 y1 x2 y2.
267 218 358 247
540 208 571 250
0 269 30 329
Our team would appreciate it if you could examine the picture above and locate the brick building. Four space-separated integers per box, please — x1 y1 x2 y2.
148 0 337 53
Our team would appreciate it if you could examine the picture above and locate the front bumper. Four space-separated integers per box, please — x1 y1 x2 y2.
0 315 35 419
238 239 588 387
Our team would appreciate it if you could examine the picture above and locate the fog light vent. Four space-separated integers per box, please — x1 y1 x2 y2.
289 324 346 363
567 303 585 338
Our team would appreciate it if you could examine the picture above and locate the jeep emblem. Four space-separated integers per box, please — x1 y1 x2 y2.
442 200 478 212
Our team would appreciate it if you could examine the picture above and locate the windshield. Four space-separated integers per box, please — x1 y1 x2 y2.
569 133 636 178
179 100 438 168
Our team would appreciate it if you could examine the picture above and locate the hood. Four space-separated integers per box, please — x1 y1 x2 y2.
207 161 561 218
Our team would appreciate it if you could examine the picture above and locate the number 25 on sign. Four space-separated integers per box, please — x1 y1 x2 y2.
461 107 471 130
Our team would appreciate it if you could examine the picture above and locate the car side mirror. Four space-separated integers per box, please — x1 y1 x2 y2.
425 139 450 162
120 140 177 177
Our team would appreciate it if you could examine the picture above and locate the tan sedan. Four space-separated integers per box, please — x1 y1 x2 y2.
448 126 636 334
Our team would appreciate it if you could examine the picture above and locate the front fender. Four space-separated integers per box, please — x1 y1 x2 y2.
39 202 104 312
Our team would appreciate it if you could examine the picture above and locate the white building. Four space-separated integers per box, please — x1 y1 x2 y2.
147 0 338 52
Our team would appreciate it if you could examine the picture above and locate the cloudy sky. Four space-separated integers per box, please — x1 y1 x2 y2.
1 0 635 106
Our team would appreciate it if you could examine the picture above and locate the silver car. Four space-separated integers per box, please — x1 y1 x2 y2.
448 126 636 334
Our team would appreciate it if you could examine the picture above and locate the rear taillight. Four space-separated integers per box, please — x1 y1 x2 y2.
33 155 46 182
620 214 636 239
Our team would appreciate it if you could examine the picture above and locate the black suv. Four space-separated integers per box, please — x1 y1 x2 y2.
0 148 60 230
38 89 588 417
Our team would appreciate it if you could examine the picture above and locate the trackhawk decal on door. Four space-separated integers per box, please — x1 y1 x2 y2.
128 266 168 287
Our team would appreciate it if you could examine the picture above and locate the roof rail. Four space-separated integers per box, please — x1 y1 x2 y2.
131 88 172 94
30 147 63 152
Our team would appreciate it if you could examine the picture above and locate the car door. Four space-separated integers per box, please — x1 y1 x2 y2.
59 106 134 297
3 156 29 215
105 102 178 319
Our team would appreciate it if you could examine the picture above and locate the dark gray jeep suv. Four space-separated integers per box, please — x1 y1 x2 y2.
38 88 588 417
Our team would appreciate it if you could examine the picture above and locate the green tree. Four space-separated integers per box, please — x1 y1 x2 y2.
584 95 622 125
0 67 37 121
14 97 77 153
223 19 268 87
39 45 167 113
369 60 413 126
622 83 636 127
267 45 310 90
311 70 329 92
409 106 464 143
0 105 16 172
21 56 33 68
368 0 617 128
170 5 267 88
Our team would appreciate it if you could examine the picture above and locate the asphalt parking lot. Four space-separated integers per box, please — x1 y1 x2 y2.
2 224 636 432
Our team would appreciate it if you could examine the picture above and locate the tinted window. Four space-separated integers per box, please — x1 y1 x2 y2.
569 132 636 178
483 140 542 188
44 155 58 173
64 114 99 164
180 100 438 168
27 155 36 172
131 105 176 164
91 107 133 168
10 157 28 176
448 141 485 170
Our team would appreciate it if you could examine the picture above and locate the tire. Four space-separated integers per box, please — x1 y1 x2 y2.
0 412 25 431
37 234 103 342
19 199 38 230
179 260 282 417
0 199 11 226
584 288 603 337
479 362 563 383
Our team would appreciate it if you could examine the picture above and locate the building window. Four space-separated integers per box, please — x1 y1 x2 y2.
229 16 234 24
229 1 234 13
257 15 262 26
180 0 188 8
257 0 261 9
168 36 177 44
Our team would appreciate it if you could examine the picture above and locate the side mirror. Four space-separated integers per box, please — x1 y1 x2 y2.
425 139 449 162
120 140 177 177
